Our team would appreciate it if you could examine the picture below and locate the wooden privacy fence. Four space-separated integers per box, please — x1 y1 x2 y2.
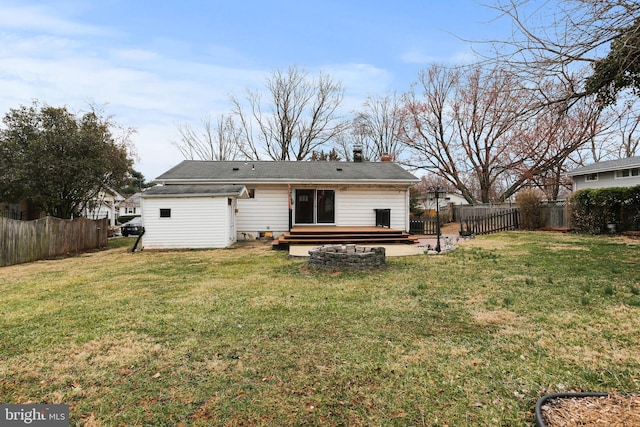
540 202 569 229
459 209 520 236
0 217 108 267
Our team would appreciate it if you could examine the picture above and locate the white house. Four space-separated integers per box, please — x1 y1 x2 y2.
83 188 124 226
118 192 141 218
567 156 640 191
140 159 419 249
420 191 469 211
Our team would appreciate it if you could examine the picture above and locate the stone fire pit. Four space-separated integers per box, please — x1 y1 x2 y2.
308 244 386 271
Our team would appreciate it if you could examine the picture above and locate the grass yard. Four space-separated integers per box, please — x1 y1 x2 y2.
1 232 639 426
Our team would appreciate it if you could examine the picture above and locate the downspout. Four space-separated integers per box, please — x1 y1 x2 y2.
131 228 145 253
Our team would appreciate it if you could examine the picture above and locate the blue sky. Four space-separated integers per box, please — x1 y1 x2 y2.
0 0 515 180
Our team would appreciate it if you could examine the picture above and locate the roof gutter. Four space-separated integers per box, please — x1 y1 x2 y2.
154 178 419 186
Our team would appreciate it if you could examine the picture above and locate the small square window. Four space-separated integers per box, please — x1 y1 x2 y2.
160 208 171 218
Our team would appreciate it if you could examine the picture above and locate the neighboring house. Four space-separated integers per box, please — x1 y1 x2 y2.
140 158 419 249
567 156 640 191
420 192 469 211
118 192 142 218
82 188 125 226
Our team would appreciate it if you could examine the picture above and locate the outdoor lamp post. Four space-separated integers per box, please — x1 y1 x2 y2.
428 187 445 253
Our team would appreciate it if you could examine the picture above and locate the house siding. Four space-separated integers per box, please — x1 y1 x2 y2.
234 185 410 239
573 171 640 191
236 185 290 239
335 187 409 230
141 196 232 249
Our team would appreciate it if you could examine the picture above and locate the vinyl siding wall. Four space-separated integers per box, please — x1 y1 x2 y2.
235 185 410 238
236 185 290 239
141 196 232 249
573 171 640 191
335 187 409 230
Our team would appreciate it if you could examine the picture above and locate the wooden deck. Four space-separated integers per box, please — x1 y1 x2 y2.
272 226 418 247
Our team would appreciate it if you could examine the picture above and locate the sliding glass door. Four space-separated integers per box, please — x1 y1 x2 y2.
294 189 335 224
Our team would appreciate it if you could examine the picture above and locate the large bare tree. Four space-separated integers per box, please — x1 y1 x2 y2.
402 64 603 203
403 64 532 203
230 66 346 161
173 114 243 161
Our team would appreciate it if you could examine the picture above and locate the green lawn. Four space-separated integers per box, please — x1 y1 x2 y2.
1 232 639 426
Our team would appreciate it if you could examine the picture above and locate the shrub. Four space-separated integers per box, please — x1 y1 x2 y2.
516 190 543 230
569 185 640 233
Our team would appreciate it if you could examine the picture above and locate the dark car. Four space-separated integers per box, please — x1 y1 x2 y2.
120 217 144 237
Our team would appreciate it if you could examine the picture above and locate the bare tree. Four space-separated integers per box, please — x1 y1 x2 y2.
403 64 533 203
612 99 640 157
173 114 243 161
515 89 605 200
349 93 407 161
402 64 603 203
566 98 639 167
333 127 368 162
230 66 347 161
486 0 640 105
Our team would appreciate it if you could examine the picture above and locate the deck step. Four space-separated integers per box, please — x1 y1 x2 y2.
287 229 407 236
279 233 413 240
272 228 418 247
276 237 417 243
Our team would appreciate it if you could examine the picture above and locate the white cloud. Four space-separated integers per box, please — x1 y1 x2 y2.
400 47 478 66
0 2 429 179
0 4 114 36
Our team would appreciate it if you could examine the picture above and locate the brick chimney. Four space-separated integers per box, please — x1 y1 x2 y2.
381 153 392 162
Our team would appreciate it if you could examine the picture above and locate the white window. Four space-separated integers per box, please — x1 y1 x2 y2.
585 173 598 182
615 168 639 179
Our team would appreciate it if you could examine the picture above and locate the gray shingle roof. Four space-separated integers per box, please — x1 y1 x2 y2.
155 160 418 183
142 184 248 198
567 156 640 176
